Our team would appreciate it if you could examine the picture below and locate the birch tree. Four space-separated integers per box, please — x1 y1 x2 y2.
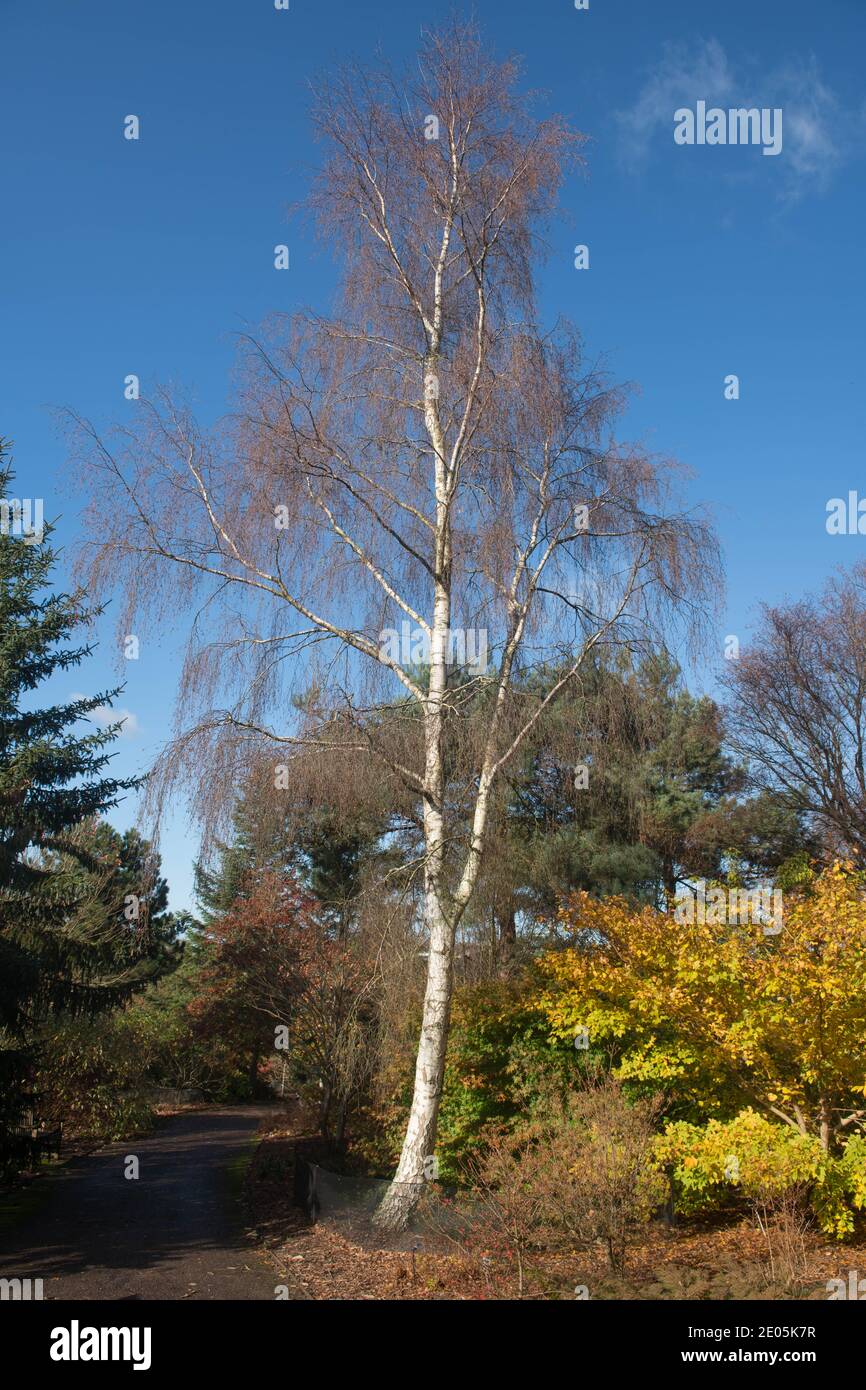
67 21 719 1229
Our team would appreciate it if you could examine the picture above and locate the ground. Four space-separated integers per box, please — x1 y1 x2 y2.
247 1115 866 1301
4 1103 866 1302
0 1106 282 1300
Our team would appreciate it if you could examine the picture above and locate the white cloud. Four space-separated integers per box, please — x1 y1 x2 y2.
72 695 141 739
616 38 733 171
616 39 852 201
775 57 842 198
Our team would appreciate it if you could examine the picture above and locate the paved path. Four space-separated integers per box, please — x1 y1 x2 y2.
0 1107 281 1300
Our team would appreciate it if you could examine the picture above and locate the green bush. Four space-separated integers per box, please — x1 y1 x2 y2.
36 1012 154 1141
434 980 580 1181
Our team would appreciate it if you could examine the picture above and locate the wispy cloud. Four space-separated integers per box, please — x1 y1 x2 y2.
72 695 141 739
615 39 854 201
617 38 733 172
776 57 843 197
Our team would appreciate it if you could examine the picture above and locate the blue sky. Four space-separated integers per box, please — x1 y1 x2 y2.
2 0 865 913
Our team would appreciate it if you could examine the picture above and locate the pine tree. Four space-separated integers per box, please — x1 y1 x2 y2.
0 439 158 1164
195 773 385 936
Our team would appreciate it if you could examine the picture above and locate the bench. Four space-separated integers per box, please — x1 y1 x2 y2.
11 1104 62 1163
11 1127 62 1162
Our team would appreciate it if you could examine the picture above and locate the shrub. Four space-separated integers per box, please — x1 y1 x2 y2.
460 1126 552 1298
543 868 866 1146
654 1109 866 1239
36 1012 154 1141
433 978 606 1181
457 1072 665 1290
536 1074 666 1275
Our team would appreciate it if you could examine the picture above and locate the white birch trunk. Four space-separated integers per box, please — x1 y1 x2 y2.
374 340 459 1231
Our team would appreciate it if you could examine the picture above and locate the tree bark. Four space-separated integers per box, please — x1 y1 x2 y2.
819 1097 831 1153
374 491 454 1227
373 887 454 1228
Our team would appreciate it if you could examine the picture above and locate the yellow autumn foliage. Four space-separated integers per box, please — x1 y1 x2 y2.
539 864 866 1149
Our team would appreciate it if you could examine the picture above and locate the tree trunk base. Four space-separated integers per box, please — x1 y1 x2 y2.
372 1179 424 1234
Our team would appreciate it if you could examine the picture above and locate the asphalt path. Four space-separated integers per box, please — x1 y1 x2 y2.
0 1107 280 1301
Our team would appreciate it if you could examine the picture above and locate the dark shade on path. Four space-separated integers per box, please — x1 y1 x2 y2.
0 1107 282 1300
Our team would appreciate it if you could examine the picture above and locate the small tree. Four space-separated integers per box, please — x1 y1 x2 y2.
462 1073 663 1289
190 871 377 1139
463 1125 551 1298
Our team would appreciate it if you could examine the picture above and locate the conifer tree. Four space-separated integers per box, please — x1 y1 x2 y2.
0 439 157 1162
